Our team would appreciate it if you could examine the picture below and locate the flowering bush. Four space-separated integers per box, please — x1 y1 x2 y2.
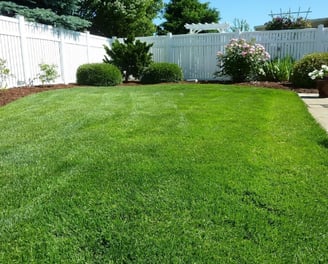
265 16 311 30
291 52 328 88
215 38 270 82
308 65 328 80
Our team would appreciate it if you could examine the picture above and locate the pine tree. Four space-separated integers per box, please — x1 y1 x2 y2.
104 36 153 82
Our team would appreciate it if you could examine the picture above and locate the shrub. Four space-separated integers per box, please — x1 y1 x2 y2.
140 63 183 84
38 63 59 85
0 58 11 89
265 16 311 30
215 38 270 82
308 65 328 80
76 63 122 86
291 53 328 88
260 56 295 82
103 36 153 82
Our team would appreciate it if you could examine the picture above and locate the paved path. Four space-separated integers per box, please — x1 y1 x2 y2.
299 93 328 133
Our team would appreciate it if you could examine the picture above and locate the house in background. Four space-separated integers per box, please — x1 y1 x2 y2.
254 17 328 31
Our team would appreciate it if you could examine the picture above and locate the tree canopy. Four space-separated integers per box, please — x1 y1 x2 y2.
10 0 80 15
0 0 164 37
0 1 91 31
159 0 220 35
84 0 163 37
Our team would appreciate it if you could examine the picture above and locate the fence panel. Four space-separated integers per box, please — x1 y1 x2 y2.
240 29 318 60
26 24 62 85
0 16 24 87
0 15 327 87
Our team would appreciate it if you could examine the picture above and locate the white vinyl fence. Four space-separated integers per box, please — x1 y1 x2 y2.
0 15 113 88
1 15 328 88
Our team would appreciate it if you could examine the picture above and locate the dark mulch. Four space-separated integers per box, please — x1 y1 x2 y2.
0 84 78 107
0 82 318 107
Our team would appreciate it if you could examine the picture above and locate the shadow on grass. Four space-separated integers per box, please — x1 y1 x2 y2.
318 138 328 148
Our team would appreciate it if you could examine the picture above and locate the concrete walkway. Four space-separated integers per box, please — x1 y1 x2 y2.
299 93 328 133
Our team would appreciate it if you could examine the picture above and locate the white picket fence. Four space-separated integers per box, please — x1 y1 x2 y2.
0 15 328 88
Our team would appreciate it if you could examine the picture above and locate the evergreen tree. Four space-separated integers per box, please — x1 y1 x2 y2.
10 0 80 15
0 0 164 36
104 36 153 81
0 1 91 31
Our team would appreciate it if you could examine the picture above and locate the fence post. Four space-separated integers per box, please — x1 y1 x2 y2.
166 32 173 63
85 31 90 63
316 24 325 52
59 28 67 84
17 15 30 85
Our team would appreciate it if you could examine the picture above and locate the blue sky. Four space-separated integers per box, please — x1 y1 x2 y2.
156 0 328 29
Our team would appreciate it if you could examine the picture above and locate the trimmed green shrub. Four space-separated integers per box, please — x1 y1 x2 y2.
291 53 328 88
140 62 183 84
76 63 122 86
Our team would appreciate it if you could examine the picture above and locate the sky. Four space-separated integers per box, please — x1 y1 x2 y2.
157 0 328 29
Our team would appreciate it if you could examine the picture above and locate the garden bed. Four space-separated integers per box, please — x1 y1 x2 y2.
0 84 77 107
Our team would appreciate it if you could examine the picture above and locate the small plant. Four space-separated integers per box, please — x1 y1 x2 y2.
291 52 328 88
265 16 311 30
308 65 328 80
260 56 295 82
103 36 153 82
140 63 183 84
215 38 270 82
76 63 122 86
0 58 11 89
38 63 59 86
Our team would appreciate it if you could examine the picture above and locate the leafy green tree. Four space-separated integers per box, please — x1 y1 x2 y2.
0 0 164 36
159 0 220 35
103 36 153 82
0 1 91 31
81 0 163 37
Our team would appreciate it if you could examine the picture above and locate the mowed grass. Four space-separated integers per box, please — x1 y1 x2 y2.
0 84 327 263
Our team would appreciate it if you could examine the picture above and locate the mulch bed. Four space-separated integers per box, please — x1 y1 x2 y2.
0 84 79 107
0 82 318 107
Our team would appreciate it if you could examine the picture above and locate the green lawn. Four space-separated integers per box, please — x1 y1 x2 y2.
0 84 327 263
